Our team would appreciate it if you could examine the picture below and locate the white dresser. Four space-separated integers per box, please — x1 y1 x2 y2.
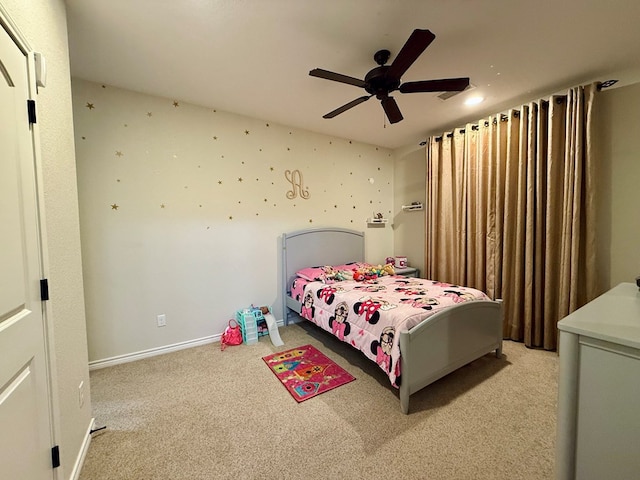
556 283 640 480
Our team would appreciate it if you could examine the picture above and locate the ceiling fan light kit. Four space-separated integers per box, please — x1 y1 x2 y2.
309 29 470 124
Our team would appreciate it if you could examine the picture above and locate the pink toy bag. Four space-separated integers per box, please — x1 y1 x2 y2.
220 319 242 350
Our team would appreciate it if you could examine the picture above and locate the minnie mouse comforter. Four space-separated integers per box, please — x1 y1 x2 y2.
294 276 488 388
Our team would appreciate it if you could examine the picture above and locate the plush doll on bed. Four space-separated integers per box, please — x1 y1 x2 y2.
352 263 395 281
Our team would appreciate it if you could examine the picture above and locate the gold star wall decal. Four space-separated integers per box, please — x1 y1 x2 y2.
160 204 165 208
244 130 250 135
86 102 95 110
238 177 243 182
115 151 123 157
218 180 222 184
111 204 119 210
147 112 152 117
228 216 233 220
213 136 218 140
173 101 179 107
270 167 274 171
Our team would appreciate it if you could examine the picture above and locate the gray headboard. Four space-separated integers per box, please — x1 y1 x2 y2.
281 227 364 323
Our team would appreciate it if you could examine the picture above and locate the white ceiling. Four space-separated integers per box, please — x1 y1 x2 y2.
65 0 640 150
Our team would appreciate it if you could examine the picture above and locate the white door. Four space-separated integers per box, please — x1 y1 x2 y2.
0 23 55 480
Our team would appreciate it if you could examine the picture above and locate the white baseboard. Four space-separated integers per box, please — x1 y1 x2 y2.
68 417 95 480
89 335 220 370
88 319 285 370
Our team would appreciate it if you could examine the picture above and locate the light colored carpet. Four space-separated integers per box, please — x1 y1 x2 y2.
80 322 558 480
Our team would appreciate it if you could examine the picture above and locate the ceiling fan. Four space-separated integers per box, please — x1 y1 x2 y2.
309 29 470 124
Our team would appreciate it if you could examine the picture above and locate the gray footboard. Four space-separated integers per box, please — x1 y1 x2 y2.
285 295 503 414
398 299 503 414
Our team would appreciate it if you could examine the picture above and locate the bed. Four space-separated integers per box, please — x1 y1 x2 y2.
281 227 503 414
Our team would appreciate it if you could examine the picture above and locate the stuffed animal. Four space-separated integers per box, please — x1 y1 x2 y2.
353 271 365 282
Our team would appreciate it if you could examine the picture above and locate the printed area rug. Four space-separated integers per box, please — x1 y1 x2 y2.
262 344 355 402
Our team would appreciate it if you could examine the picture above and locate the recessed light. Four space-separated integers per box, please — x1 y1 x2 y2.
465 96 484 106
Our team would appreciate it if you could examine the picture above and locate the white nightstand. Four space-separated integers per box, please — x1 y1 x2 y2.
394 267 419 278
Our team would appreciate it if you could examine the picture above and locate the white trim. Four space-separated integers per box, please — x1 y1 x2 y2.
89 335 220 370
88 319 285 370
0 3 31 54
68 418 95 480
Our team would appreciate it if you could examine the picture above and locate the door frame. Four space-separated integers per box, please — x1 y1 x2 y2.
0 4 61 477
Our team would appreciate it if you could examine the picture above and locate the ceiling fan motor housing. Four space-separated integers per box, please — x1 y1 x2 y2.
364 66 400 98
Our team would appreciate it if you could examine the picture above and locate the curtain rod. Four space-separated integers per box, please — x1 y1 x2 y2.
433 111 520 141
426 80 617 144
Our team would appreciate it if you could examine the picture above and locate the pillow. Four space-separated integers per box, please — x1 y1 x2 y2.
331 262 362 272
295 266 329 282
295 262 361 282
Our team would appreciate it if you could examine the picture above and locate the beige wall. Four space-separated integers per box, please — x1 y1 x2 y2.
596 81 640 290
1 0 92 477
392 144 426 275
72 79 395 363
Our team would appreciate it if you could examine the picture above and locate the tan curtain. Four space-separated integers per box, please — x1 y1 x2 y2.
425 84 598 350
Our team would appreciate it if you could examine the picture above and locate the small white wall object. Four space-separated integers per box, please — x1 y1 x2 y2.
34 52 46 88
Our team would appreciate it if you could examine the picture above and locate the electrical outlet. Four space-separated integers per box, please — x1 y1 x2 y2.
157 314 166 327
78 381 84 408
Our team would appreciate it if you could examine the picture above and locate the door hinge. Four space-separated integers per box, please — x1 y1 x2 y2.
27 99 37 124
51 445 60 468
40 279 49 301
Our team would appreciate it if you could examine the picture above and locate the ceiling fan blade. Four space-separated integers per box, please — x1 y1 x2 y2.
310 68 367 88
399 77 470 94
386 29 436 80
381 96 403 124
323 95 372 119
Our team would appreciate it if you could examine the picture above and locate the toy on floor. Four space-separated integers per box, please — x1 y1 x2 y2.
234 305 283 346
